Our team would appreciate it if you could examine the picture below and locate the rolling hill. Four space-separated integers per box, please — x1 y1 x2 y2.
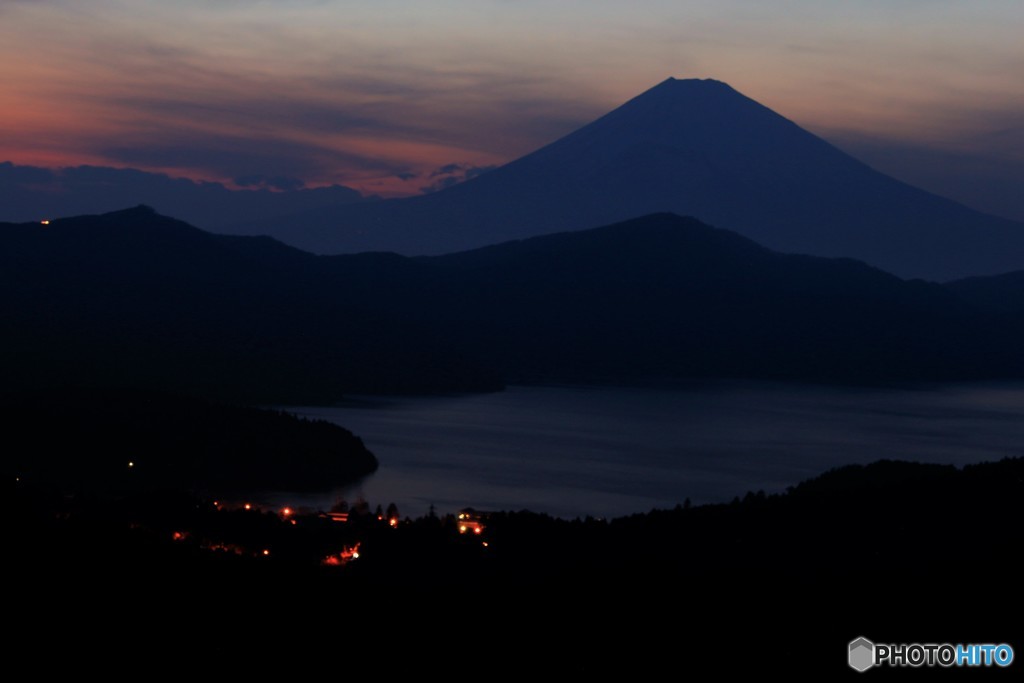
5 208 1024 403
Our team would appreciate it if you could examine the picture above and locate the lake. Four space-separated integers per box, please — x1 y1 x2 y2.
276 382 1024 519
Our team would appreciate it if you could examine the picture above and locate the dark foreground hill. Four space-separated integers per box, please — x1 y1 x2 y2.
238 78 1024 281
11 456 1023 671
4 207 1024 403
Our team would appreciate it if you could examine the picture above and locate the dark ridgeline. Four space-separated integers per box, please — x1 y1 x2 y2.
3 207 1024 405
0 206 502 403
230 78 1024 281
413 213 1024 385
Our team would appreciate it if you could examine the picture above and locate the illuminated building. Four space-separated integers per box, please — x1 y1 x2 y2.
457 508 486 535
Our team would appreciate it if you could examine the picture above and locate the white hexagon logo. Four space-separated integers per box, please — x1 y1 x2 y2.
849 637 875 672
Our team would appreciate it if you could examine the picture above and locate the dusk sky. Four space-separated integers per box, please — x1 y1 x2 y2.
2 0 1022 219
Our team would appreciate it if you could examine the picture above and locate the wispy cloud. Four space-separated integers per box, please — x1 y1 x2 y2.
1 0 1021 212
419 163 497 194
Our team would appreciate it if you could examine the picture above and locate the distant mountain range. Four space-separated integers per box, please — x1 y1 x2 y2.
3 207 1023 403
0 161 365 230
6 80 1022 282
230 78 1024 282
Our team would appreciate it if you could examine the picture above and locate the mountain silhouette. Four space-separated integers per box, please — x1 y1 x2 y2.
4 208 1022 403
234 78 1024 281
403 213 1021 384
0 161 365 231
0 206 500 402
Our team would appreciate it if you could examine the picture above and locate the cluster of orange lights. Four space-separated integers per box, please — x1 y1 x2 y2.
322 543 361 567
457 512 485 535
165 500 500 568
201 541 244 555
185 499 411 567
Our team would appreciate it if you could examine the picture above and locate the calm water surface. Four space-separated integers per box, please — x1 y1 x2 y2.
274 383 1024 519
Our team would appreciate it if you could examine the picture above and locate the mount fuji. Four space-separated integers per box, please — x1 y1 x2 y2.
236 78 1024 281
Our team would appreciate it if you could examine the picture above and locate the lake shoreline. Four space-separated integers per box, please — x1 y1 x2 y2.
283 381 1024 519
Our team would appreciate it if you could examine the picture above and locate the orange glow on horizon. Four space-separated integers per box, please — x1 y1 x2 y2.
2 0 1021 229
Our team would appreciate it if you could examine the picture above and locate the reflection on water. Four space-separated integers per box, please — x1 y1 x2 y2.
276 382 1024 519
